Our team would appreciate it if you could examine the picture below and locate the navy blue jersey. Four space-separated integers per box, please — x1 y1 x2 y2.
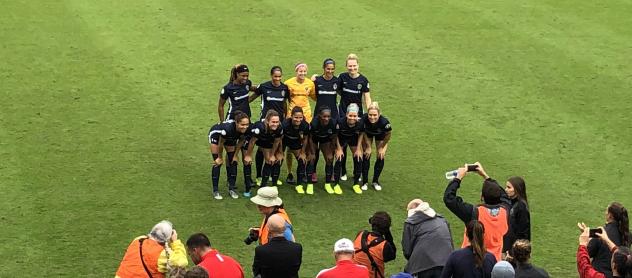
208 121 248 145
310 117 338 140
220 80 252 119
361 115 392 137
249 120 283 147
337 117 364 139
338 72 370 115
255 81 289 120
282 118 310 141
314 75 339 120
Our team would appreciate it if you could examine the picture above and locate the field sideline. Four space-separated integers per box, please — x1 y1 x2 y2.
2 0 632 277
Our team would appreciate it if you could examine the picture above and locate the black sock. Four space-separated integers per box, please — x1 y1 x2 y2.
212 165 221 192
226 152 236 190
297 158 306 185
306 161 315 182
362 155 371 184
255 149 264 179
353 156 363 184
373 157 384 183
271 163 281 185
314 151 320 173
341 145 348 176
243 164 252 192
261 163 272 187
334 159 342 184
325 163 334 183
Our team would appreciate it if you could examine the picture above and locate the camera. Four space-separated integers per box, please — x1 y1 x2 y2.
244 229 260 245
467 164 479 172
589 228 603 238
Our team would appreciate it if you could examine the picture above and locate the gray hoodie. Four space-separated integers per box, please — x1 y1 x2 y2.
402 212 454 275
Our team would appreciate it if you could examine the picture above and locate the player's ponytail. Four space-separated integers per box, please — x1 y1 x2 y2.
609 202 631 247
467 220 486 269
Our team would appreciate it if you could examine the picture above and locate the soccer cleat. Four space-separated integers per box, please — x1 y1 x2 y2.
372 182 382 191
306 184 314 195
324 183 335 194
276 179 283 186
229 190 239 199
286 173 295 185
311 173 318 183
295 185 305 194
256 178 262 187
361 183 368 191
340 174 348 181
213 192 223 200
333 184 343 195
243 191 251 198
352 184 363 194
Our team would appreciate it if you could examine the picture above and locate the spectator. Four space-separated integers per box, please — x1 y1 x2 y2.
506 240 548 277
253 214 303 278
354 211 397 278
588 202 630 278
317 238 369 278
185 266 209 278
491 261 514 278
441 220 496 278
186 233 244 278
116 220 188 278
577 222 632 278
169 266 188 278
402 199 454 277
503 177 530 252
249 186 294 245
443 162 510 261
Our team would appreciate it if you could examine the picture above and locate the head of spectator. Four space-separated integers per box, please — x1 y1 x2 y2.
251 186 283 215
510 239 532 265
267 214 287 238
185 266 209 278
334 238 356 261
506 176 528 206
370 211 392 235
491 261 515 278
482 179 503 205
467 220 487 269
406 199 437 218
149 220 174 245
607 202 630 246
186 233 213 264
611 246 632 277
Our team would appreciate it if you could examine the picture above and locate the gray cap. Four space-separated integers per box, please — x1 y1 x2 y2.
491 261 515 278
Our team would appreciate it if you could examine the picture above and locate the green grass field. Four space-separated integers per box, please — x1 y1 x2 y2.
2 0 632 277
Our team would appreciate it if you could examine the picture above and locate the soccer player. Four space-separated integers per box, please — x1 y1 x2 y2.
282 107 311 194
335 103 365 194
361 102 391 191
308 106 339 195
207 111 252 200
285 63 316 185
337 54 372 116
249 66 289 187
245 110 284 189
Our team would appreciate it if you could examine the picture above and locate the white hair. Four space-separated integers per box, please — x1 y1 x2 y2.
149 220 173 244
347 103 360 114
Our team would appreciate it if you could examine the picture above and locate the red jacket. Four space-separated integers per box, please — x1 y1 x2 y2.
577 245 605 278
316 260 369 278
198 250 244 278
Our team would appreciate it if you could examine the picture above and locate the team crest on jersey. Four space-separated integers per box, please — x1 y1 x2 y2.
305 86 309 92
333 83 338 90
385 124 391 129
245 85 250 91
357 84 362 90
281 90 285 97
327 129 332 134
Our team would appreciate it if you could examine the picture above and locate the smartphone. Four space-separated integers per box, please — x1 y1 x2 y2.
467 164 479 172
589 228 603 238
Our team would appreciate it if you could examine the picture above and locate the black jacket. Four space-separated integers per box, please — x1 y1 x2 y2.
515 263 549 278
442 178 511 224
253 236 302 278
588 222 624 278
504 199 531 252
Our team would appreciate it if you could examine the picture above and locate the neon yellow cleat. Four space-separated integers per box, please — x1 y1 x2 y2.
333 184 343 195
306 184 314 195
295 185 305 194
256 178 262 187
352 184 363 194
277 179 283 186
324 183 334 194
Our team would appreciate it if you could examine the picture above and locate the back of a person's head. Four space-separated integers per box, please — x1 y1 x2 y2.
150 220 173 244
370 211 392 234
612 246 632 277
168 266 188 278
482 180 502 205
467 220 486 268
185 266 209 278
186 233 211 250
491 260 515 278
511 239 532 264
267 214 287 236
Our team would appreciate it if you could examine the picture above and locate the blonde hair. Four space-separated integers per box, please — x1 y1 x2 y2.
367 101 380 114
346 53 358 65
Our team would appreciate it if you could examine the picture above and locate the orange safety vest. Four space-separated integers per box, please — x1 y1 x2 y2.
461 205 509 261
258 208 292 245
116 236 165 278
353 231 386 278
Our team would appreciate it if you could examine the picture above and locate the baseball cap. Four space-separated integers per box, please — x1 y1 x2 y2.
333 238 355 253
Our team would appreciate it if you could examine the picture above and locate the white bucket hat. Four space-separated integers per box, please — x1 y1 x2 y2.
250 187 283 207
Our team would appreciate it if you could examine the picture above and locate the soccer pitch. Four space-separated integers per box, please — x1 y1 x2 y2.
2 0 631 276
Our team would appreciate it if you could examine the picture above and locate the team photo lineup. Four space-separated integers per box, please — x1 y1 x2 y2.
5 1 632 277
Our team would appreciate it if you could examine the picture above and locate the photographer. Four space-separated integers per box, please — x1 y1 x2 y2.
587 202 630 278
248 186 294 245
577 222 632 278
443 162 511 261
253 214 303 278
115 220 188 278
353 211 397 278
